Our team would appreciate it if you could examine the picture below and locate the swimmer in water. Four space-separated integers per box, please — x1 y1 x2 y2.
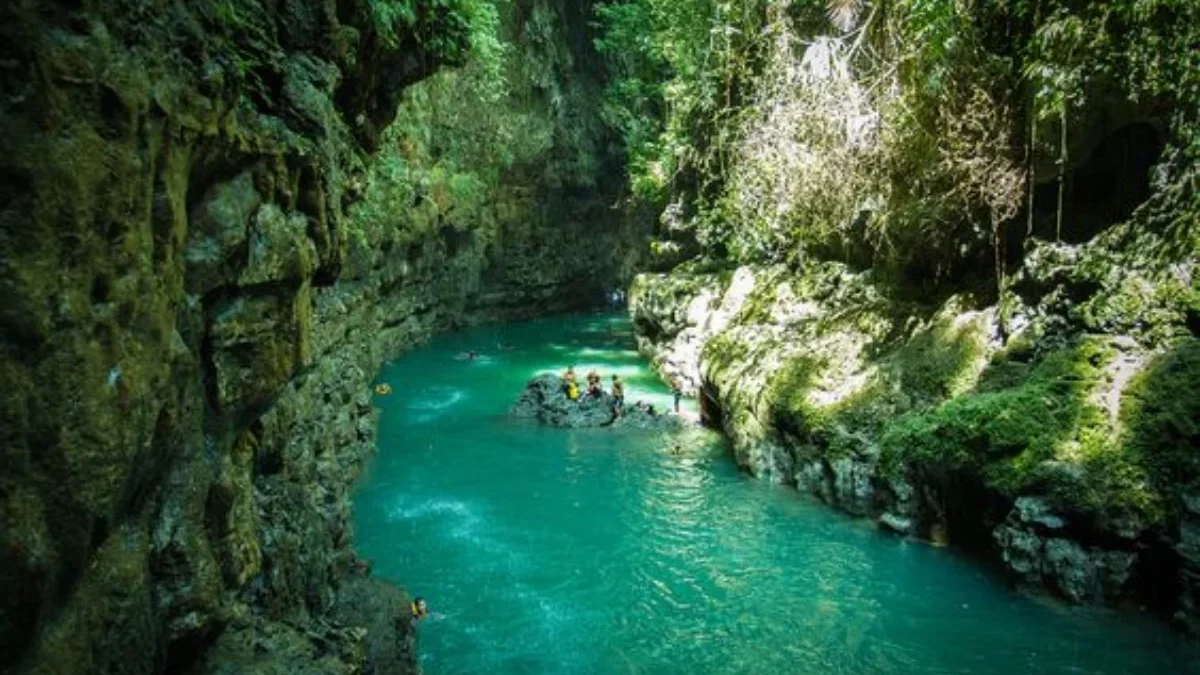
411 597 429 621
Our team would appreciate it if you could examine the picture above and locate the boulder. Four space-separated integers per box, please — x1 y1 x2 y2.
993 501 1138 603
1013 496 1067 530
511 375 686 431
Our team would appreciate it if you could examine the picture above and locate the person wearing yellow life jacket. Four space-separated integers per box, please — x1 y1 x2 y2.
563 366 580 399
610 374 625 419
411 597 429 621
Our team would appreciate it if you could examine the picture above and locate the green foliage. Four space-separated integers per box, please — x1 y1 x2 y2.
595 0 1199 284
879 337 1174 523
594 0 782 204
350 0 518 248
1121 340 1200 508
366 0 476 62
1024 0 1200 119
367 0 422 44
349 0 615 255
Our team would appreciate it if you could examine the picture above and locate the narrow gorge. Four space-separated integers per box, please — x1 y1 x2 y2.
1 1 642 672
1 1 1197 674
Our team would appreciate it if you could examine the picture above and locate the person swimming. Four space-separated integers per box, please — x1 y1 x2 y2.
586 369 602 397
411 597 429 621
455 350 479 361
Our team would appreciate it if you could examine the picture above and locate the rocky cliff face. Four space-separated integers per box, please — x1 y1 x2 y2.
632 211 1198 627
0 1 641 674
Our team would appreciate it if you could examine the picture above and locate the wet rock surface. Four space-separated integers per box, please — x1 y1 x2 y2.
630 258 1197 625
993 497 1137 603
0 1 644 673
511 375 687 431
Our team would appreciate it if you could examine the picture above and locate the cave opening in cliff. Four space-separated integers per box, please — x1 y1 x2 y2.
1031 121 1166 244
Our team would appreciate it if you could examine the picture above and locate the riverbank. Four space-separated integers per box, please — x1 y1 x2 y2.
0 1 645 672
355 312 1199 674
631 250 1199 629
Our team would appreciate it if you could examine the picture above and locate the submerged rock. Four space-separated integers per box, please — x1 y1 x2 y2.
878 512 914 536
511 374 686 430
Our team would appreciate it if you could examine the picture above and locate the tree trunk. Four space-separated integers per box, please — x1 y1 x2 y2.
1056 102 1067 242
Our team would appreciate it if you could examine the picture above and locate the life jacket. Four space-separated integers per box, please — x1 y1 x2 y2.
567 382 580 400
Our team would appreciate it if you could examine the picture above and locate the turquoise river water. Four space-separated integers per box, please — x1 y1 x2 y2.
354 313 1199 675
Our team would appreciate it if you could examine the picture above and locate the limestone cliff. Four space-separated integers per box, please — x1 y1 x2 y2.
632 183 1198 626
0 1 640 674
616 0 1197 632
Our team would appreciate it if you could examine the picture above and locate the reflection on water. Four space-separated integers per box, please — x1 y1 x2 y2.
354 312 1200 675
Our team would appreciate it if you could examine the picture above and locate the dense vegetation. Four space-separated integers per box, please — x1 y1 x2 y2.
349 0 623 265
594 0 1198 281
613 0 1197 611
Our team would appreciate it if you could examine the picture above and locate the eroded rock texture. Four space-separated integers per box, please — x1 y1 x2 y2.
511 374 686 430
631 247 1197 626
0 1 642 673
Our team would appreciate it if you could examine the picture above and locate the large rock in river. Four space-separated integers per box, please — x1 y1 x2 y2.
511 374 685 430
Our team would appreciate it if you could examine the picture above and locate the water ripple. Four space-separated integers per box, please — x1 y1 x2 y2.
355 313 1200 675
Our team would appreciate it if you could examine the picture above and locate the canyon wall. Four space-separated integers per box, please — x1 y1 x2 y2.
0 1 640 673
632 207 1198 627
613 0 1197 632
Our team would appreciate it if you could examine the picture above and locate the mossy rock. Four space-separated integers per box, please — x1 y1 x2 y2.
878 336 1186 525
1120 339 1200 516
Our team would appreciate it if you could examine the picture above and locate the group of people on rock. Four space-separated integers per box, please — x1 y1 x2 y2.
561 366 687 421
561 366 626 418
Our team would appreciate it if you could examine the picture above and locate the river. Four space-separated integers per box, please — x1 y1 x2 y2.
353 313 1198 674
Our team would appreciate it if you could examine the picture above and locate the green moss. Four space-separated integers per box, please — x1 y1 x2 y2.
700 332 753 384
1120 340 1200 513
883 309 990 404
759 297 990 464
767 356 826 427
1074 272 1199 346
879 337 1174 523
737 280 777 325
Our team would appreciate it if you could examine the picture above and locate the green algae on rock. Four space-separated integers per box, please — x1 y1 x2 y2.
631 244 1198 622
0 1 646 673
